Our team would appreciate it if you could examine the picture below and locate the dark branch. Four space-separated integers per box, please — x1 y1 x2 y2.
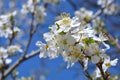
79 61 93 80
2 49 40 79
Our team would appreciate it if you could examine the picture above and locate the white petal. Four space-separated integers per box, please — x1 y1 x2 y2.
111 58 118 66
5 59 12 64
91 56 100 64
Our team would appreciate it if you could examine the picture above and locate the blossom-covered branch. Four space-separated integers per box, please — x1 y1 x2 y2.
35 0 119 80
0 0 119 80
0 49 40 79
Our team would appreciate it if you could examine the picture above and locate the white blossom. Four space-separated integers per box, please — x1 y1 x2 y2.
0 47 7 58
103 4 118 15
0 47 12 66
35 6 47 23
97 0 118 15
102 56 118 72
94 56 118 78
75 8 93 22
21 0 46 23
21 0 35 14
7 45 23 53
36 15 116 69
97 0 113 7
0 11 19 38
44 0 59 5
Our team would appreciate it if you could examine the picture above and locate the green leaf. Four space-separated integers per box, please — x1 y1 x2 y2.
2 24 7 30
56 23 60 30
10 15 14 22
83 38 95 46
59 31 66 35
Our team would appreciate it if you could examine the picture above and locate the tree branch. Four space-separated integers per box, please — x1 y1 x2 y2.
1 49 40 79
8 16 15 45
0 4 38 80
79 61 93 80
86 0 120 50
23 12 35 55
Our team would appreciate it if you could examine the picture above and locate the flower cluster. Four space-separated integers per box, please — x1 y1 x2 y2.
0 11 21 38
75 7 93 23
0 45 23 70
21 0 46 23
44 0 59 5
98 0 119 15
21 0 40 14
36 14 118 78
94 56 118 78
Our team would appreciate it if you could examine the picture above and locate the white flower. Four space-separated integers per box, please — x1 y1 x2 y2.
94 56 118 78
35 6 46 23
110 58 118 66
36 41 48 58
103 4 118 15
0 47 7 58
84 42 110 64
97 0 113 7
0 11 17 38
44 0 59 5
21 0 41 14
7 45 23 53
21 0 46 23
43 32 54 42
92 34 108 42
84 43 98 56
102 57 118 72
0 47 12 66
0 27 12 38
21 0 34 14
75 8 93 22
97 0 118 15
36 41 59 59
52 17 80 34
13 27 21 33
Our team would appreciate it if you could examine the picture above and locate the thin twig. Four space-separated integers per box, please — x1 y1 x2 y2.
0 3 47 79
85 0 120 50
97 63 105 80
79 61 93 80
96 62 109 80
8 16 15 45
23 12 35 55
3 49 40 78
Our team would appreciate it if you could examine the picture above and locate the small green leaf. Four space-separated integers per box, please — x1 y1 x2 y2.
2 24 7 30
10 15 14 22
83 38 95 46
59 31 66 35
56 23 60 30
